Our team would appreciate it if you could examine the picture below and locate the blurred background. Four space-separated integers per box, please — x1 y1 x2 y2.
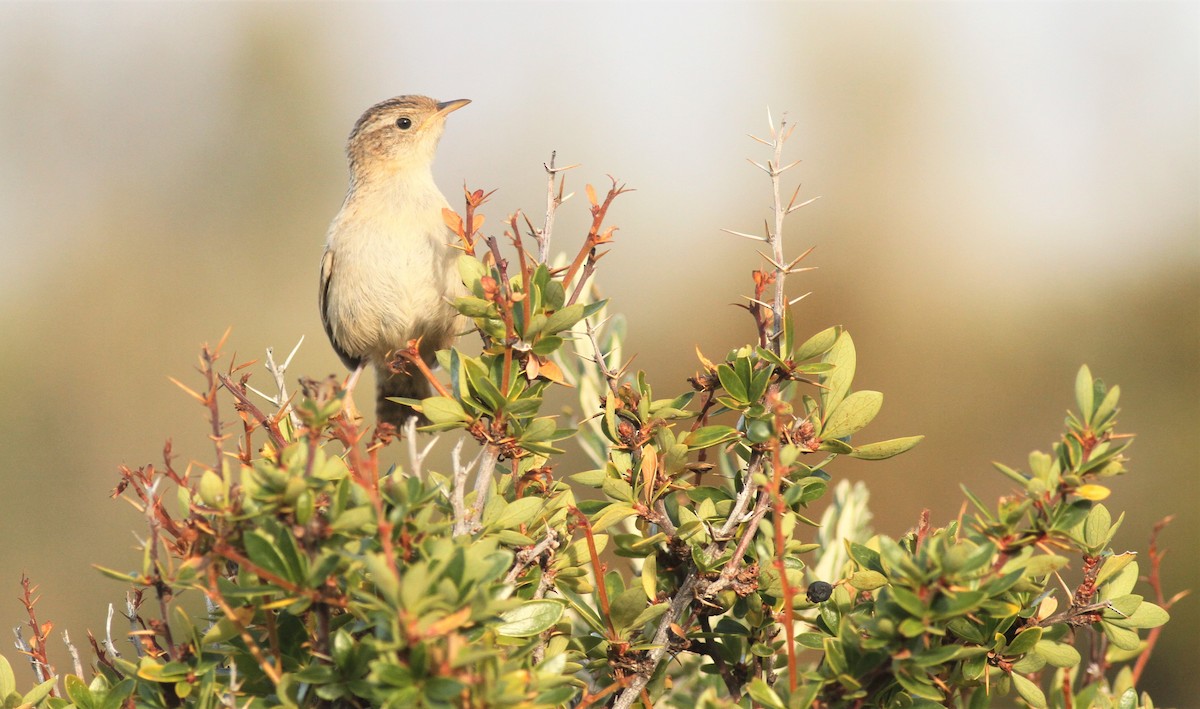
1 2 1196 702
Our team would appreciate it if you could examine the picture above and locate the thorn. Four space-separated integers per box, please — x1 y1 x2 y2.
721 228 768 242
757 250 788 271
741 295 775 310
167 376 205 404
786 196 821 214
589 314 613 329
785 183 804 211
781 122 798 142
766 106 775 138
545 161 581 173
747 158 770 174
776 159 801 173
788 292 812 306
785 266 818 276
748 134 772 147
785 246 816 271
282 336 305 370
245 385 278 404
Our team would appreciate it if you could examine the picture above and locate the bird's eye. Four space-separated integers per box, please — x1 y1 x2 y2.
396 117 413 130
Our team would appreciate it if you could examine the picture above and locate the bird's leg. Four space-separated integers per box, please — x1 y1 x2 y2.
342 362 367 423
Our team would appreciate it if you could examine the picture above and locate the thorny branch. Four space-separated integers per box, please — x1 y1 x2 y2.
614 109 814 709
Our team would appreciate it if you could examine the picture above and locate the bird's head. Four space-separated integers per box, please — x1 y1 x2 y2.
345 95 470 176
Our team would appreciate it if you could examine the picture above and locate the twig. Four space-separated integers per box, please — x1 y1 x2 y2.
62 631 83 678
451 440 485 536
404 417 438 477
465 446 500 535
585 318 622 396
265 337 304 433
615 109 810 709
103 603 120 659
125 593 142 658
204 566 282 685
505 529 561 584
1131 516 1189 685
538 152 579 262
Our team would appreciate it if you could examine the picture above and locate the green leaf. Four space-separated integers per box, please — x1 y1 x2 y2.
1116 688 1138 709
821 390 883 439
686 425 741 450
1035 640 1081 668
590 503 637 534
716 364 748 403
1093 384 1121 428
493 497 544 530
1099 560 1139 599
519 417 557 443
746 678 787 709
794 325 840 361
1108 601 1169 629
0 655 13 698
458 254 487 290
609 586 648 634
849 570 887 591
1022 554 1070 579
628 602 670 631
495 600 564 637
818 437 854 455
1005 627 1043 656
557 586 605 633
1075 365 1095 418
64 675 93 708
1095 553 1137 588
454 296 496 318
244 528 297 583
1102 622 1142 651
543 303 586 334
849 435 924 460
93 565 142 584
1084 504 1111 549
421 397 470 425
848 542 882 572
22 678 56 706
1011 672 1048 709
820 331 856 416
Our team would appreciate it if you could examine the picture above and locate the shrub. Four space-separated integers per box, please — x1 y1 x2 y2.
2 116 1178 709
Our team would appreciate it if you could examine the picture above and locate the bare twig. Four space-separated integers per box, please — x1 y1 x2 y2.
451 440 486 536
505 529 561 584
265 337 304 432
537 152 579 262
468 446 501 534
1131 516 1190 685
404 417 438 478
585 318 622 396
63 631 83 678
616 109 812 709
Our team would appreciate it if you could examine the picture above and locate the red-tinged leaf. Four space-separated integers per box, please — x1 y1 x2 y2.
535 358 568 386
442 208 463 234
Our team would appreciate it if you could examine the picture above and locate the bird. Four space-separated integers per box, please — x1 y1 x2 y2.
319 95 470 427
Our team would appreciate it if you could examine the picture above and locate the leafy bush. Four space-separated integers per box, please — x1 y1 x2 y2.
3 118 1179 709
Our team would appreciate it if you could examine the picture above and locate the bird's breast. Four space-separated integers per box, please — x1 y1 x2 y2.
324 192 462 363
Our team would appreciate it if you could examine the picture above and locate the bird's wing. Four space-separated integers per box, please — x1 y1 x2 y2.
319 248 363 370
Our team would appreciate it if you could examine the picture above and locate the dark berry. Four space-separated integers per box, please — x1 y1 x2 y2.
806 581 833 603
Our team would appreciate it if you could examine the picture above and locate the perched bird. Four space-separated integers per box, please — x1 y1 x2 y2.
319 95 470 426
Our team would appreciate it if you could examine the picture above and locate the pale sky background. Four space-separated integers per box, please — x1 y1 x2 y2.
1 2 1197 701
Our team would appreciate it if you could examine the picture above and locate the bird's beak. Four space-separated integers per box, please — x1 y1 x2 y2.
435 99 471 117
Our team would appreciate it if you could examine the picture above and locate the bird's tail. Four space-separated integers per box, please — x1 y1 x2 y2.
376 367 431 428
